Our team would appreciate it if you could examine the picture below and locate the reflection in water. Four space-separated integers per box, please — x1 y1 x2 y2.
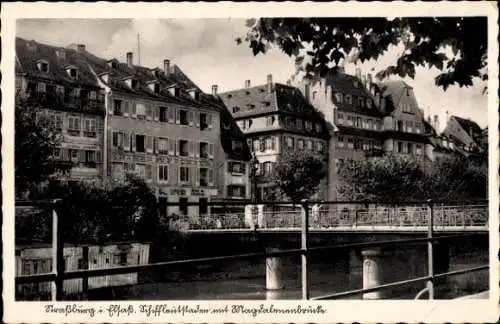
105 248 488 300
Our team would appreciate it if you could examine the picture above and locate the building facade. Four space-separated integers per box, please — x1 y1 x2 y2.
443 115 487 162
219 75 329 200
297 68 433 200
15 38 106 185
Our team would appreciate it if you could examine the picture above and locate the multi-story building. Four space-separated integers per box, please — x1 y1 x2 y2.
15 38 106 185
298 68 433 199
219 75 330 200
80 50 229 219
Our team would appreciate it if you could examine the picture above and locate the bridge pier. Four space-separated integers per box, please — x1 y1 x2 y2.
266 247 285 292
361 248 386 299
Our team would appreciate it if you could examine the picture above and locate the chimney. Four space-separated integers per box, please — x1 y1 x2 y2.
355 67 362 80
361 75 367 87
164 59 170 76
74 44 86 52
211 84 218 96
433 114 440 132
244 80 251 88
266 74 273 93
126 52 133 68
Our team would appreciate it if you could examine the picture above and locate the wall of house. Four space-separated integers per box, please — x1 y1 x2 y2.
444 117 476 148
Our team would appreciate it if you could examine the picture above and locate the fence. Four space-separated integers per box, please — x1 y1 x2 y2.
14 199 489 301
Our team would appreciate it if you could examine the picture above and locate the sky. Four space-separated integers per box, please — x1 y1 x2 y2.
16 18 489 130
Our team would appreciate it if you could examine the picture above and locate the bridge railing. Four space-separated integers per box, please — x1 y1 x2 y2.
194 201 488 230
14 198 490 301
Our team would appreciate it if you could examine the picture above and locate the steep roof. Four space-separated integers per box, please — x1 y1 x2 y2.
217 103 252 161
321 72 384 117
453 116 483 137
378 80 413 115
15 37 101 89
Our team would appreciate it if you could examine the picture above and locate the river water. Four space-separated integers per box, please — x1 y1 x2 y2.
103 248 489 300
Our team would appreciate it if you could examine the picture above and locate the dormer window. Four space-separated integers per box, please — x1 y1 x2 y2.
66 66 79 79
37 60 49 73
148 81 160 94
335 93 343 103
353 80 359 88
123 77 138 90
247 104 256 110
367 99 372 109
108 59 119 69
167 86 180 97
227 94 233 99
345 95 352 104
188 89 200 101
232 106 240 113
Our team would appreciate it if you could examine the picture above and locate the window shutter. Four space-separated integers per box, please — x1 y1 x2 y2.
208 114 213 129
123 132 131 151
175 108 180 124
153 137 158 154
194 142 199 158
175 139 179 156
271 136 276 150
79 150 85 163
247 139 252 151
146 105 152 120
62 148 69 161
146 136 153 153
168 107 174 123
168 138 175 155
153 106 159 121
194 166 200 186
188 141 194 157
124 101 130 116
260 138 265 152
96 150 102 163
208 169 214 186
195 111 200 128
209 143 214 159
132 102 137 118
188 111 194 126
241 163 246 174
131 133 136 152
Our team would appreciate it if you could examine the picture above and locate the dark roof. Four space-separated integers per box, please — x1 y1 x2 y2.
453 116 483 137
15 37 101 89
321 72 384 117
217 101 252 161
220 82 329 138
378 80 413 115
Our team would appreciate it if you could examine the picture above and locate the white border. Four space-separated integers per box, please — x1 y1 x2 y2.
2 2 499 323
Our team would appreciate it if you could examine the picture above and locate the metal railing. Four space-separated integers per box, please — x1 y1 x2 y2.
14 199 489 301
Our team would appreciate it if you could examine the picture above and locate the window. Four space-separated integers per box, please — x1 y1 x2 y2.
347 138 354 149
199 142 209 158
337 136 344 148
136 135 146 153
305 121 313 131
354 138 363 150
200 168 209 186
367 99 372 109
355 117 362 128
266 116 275 126
112 132 124 149
403 102 412 113
83 119 97 137
229 162 245 174
396 120 404 131
252 139 260 152
397 141 403 153
297 139 304 150
415 122 421 134
68 117 81 136
346 95 352 104
265 137 275 150
136 103 146 119
408 143 413 154
316 141 324 152
179 140 189 157
295 119 303 130
263 162 274 176
367 119 373 130
232 106 240 113
84 150 97 167
286 137 294 149
406 121 413 133
157 138 169 155
359 97 365 108
337 113 344 124
200 112 208 130
39 61 49 72
36 82 46 93
68 68 78 79
228 185 245 198
416 144 423 155
335 93 343 103
180 166 190 183
89 91 97 100
347 116 354 126
158 165 169 182
315 123 322 133
179 109 189 125
113 100 123 116
306 139 313 150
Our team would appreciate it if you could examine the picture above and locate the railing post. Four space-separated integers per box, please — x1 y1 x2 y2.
301 199 309 300
51 199 64 301
426 199 434 300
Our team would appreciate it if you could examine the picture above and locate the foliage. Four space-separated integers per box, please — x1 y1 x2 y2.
15 94 71 198
338 153 487 202
237 17 487 91
273 150 327 202
16 175 176 247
